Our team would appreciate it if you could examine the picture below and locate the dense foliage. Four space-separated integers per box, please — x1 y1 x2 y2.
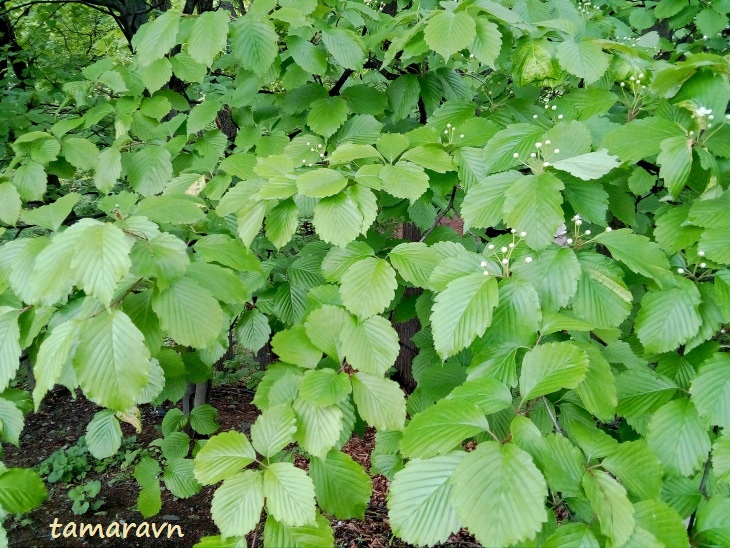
1 0 730 545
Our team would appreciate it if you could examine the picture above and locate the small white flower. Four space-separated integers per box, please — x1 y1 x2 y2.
721 328 726 334
501 246 508 253
543 161 550 167
531 152 537 158
308 163 313 167
551 105 557 111
319 153 325 158
511 229 517 234
698 250 705 256
620 82 625 87
533 114 538 119
469 54 474 58
306 142 311 146
677 268 684 274
700 262 707 268
513 152 519 158
708 123 713 128
639 73 644 78
584 230 591 235
509 243 515 248
535 142 542 148
689 131 695 136
444 130 449 134
502 258 509 264
554 148 560 154
483 270 489 275
726 114 730 120
708 115 714 121
545 140 551 145
520 231 527 237
447 123 452 128
302 159 306 163
460 134 465 138
318 144 323 148
575 219 582 226
545 104 549 109
636 79 641 85
558 114 564 120
567 238 573 244
630 76 635 81
480 261 487 268
605 227 612 232
488 244 495 250
525 257 533 263
703 35 708 40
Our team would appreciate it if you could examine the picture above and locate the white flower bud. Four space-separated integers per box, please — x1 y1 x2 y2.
444 130 449 134
551 105 557 111
447 123 452 128
533 114 538 119
508 243 515 248
554 148 560 154
584 230 591 235
605 227 612 232
483 270 489 275
531 152 537 158
698 250 705 256
545 140 551 145
488 244 495 250
511 229 516 234
306 142 311 146
639 73 644 78
318 144 323 148
558 114 564 119
567 238 573 244
513 152 519 158
620 82 625 87
575 219 582 226
630 76 635 81
700 262 706 268
520 231 526 237
460 134 465 138
535 142 542 148
502 258 509 264
543 162 550 167
677 268 684 274
302 159 307 163
525 257 533 263
501 246 508 253
708 115 714 120
480 261 487 267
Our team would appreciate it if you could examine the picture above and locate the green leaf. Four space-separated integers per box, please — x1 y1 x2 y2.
132 9 180 66
321 28 365 70
298 369 351 407
461 172 520 230
188 10 229 66
635 282 702 354
32 320 78 409
340 314 399 375
340 257 397 320
231 16 278 75
431 273 499 360
211 471 264 538
263 514 334 548
603 118 684 163
131 232 189 283
351 372 406 431
311 450 371 520
265 199 298 249
447 377 513 415
657 136 693 197
187 100 222 135
503 173 565 250
646 398 711 476
160 432 190 461
0 183 21 225
452 441 548 547
556 39 609 84
86 410 122 459
287 36 328 75
401 145 454 173
62 137 99 171
272 325 322 368
543 523 600 548
575 345 617 422
312 192 362 247
94 147 122 193
512 38 560 87
190 404 219 435
194 431 257 485
634 499 689 548
592 229 670 285
380 161 430 202
616 367 677 434
699 229 730 264
0 468 47 514
401 399 489 458
601 440 662 500
296 168 347 198
235 309 270 353
70 222 132 306
572 252 633 329
582 470 635 547
263 462 316 526
0 397 23 446
515 246 581 311
387 452 465 545
73 310 150 411
0 308 21 394
713 434 730 482
519 342 589 402
152 277 224 348
424 10 476 60
551 150 620 180
164 458 201 498
690 353 730 429
389 242 441 287
293 397 343 458
307 97 348 138
126 145 173 196
19 193 80 231
251 404 297 457
12 161 46 201
470 17 502 67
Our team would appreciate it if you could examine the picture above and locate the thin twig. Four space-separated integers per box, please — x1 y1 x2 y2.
419 185 458 242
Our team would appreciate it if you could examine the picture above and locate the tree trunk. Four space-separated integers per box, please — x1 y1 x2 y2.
393 223 421 393
0 14 28 79
256 340 273 371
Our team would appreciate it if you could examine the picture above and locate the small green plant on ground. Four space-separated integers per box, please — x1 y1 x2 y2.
68 480 103 515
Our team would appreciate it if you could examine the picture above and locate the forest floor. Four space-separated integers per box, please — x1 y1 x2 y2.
3 381 480 548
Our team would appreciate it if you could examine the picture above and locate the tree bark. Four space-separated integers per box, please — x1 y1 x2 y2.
392 223 421 393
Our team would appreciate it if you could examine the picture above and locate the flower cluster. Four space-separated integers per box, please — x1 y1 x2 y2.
480 230 531 277
513 139 559 170
301 142 324 167
443 123 464 143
